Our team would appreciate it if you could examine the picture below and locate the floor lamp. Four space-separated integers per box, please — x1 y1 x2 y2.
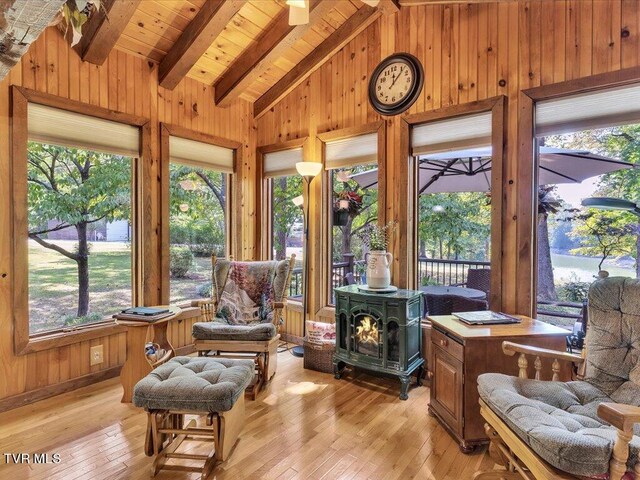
291 161 323 358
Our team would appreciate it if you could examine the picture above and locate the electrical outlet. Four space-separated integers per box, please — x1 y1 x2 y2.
90 344 104 366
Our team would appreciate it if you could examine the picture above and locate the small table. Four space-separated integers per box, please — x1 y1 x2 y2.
421 285 487 299
427 315 569 452
115 306 181 403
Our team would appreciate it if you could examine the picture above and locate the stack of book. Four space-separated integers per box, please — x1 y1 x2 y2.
113 307 173 322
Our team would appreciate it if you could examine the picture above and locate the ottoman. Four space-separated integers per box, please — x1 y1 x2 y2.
133 356 254 479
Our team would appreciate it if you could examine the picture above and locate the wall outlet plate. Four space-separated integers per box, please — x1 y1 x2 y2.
90 344 104 366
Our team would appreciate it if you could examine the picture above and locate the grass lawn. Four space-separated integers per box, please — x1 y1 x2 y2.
28 240 210 333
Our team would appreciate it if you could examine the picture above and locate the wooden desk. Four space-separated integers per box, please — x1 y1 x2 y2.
427 315 569 453
115 306 181 403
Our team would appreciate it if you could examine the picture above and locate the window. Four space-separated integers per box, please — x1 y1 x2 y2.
262 146 304 298
26 103 139 334
168 135 234 305
411 112 493 289
533 83 640 328
324 130 380 304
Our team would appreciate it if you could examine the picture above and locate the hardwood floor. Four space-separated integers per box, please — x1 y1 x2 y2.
0 349 497 479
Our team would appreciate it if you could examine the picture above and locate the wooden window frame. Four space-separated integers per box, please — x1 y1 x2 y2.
257 137 308 260
317 121 386 313
401 96 507 312
11 86 151 355
159 123 242 305
519 66 640 317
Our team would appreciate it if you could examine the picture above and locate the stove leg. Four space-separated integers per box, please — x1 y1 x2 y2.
399 375 410 400
416 365 424 386
333 361 344 379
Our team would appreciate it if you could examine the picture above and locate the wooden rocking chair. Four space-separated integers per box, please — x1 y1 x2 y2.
475 275 640 480
191 255 295 400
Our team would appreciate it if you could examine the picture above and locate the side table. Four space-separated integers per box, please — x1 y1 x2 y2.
115 306 181 403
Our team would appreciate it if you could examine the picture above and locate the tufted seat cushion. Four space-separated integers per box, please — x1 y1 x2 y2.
478 373 640 477
192 321 277 341
133 356 254 413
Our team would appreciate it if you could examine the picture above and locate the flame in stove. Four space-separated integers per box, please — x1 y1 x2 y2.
356 316 379 346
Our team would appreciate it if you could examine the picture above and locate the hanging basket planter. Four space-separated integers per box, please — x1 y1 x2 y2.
333 210 349 226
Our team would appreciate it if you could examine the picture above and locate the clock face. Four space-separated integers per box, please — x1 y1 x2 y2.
373 59 414 106
368 53 424 116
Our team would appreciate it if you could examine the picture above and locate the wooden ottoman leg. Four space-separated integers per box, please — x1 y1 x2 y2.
267 340 278 380
216 395 245 461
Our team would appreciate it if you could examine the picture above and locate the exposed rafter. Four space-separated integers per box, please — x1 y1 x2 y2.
254 3 394 119
159 0 244 90
214 0 335 107
75 0 141 65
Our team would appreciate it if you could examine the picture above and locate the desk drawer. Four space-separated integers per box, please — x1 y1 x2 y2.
431 328 463 362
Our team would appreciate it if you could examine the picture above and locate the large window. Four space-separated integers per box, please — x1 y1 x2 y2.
25 103 140 334
323 130 381 304
167 134 234 305
533 83 640 328
262 144 305 298
411 112 493 290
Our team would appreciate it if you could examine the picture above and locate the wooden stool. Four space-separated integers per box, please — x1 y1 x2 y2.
144 395 245 479
133 356 254 479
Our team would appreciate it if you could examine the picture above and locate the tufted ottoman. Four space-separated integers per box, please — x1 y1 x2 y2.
133 356 254 479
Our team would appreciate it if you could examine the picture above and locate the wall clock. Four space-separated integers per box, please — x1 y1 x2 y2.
368 53 424 116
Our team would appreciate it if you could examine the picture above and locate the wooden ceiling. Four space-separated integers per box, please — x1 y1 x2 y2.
107 0 382 110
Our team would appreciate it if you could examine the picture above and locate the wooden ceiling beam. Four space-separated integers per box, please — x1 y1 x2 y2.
159 0 244 90
254 3 392 119
75 0 141 65
214 0 335 107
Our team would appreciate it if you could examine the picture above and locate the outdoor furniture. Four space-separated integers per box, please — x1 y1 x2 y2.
424 293 488 316
475 275 640 480
453 268 491 296
192 255 295 399
421 286 487 315
343 272 356 286
133 356 254 479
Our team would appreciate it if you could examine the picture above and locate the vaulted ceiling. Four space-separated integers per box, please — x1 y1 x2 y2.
73 0 395 117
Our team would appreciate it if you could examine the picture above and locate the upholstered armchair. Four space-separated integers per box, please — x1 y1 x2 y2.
475 275 640 480
192 255 295 399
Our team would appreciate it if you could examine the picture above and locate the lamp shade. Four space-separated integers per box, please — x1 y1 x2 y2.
296 161 322 178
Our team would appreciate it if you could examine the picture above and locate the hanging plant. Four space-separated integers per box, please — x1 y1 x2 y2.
57 1 101 47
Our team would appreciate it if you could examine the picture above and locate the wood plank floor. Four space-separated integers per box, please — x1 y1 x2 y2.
0 350 498 479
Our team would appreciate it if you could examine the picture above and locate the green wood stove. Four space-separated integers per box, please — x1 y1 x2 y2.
333 285 424 400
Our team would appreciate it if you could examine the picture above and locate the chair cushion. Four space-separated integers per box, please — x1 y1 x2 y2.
192 321 277 341
478 373 640 477
133 356 254 413
586 277 640 401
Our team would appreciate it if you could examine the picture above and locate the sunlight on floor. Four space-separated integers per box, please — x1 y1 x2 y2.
283 380 329 396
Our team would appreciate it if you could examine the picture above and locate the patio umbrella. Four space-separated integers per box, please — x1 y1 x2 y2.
349 146 636 195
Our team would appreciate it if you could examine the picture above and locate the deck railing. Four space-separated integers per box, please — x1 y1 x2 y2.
417 257 490 286
289 256 584 330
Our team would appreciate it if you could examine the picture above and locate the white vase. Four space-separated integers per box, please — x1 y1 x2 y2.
366 250 393 288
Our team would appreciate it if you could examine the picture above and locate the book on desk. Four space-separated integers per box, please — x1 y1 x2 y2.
453 311 521 325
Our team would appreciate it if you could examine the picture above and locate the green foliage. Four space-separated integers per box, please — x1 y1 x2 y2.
418 192 491 261
271 175 303 260
358 221 397 251
63 312 102 327
557 280 590 303
169 164 227 256
332 165 378 262
196 282 212 298
27 142 132 232
570 209 636 271
170 246 194 278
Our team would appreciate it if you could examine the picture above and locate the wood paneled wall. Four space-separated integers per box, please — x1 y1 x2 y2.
0 28 257 409
258 0 640 336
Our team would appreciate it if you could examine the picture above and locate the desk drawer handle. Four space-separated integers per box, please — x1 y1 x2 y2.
439 339 448 347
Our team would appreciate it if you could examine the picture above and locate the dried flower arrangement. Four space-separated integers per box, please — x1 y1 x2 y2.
358 221 397 252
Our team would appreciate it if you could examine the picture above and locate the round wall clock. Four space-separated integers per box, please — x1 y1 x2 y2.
368 53 424 116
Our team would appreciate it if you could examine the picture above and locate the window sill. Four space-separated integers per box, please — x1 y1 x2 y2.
18 321 128 355
17 307 202 355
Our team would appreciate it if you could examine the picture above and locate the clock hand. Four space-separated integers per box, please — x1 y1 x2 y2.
388 73 398 90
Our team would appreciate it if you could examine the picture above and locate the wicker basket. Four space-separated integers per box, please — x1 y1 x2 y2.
303 340 335 373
